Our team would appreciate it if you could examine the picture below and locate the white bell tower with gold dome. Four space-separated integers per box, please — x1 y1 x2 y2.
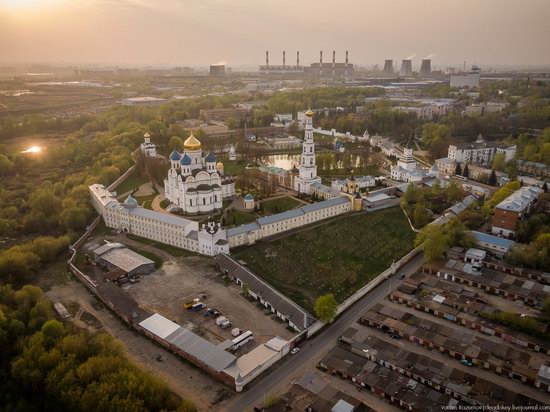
294 109 321 194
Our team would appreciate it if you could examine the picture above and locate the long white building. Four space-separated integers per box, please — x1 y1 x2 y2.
226 196 351 248
90 182 353 256
294 109 321 194
90 184 229 256
447 134 516 166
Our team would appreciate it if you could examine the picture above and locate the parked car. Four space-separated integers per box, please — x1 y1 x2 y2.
290 347 300 355
190 303 206 312
460 359 474 367
203 308 212 317
389 333 401 339
399 273 405 280
184 298 199 309
220 320 232 329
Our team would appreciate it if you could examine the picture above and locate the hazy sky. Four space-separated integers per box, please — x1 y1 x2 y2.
1 0 549 68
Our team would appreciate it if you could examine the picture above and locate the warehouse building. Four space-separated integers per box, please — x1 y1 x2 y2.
92 242 155 278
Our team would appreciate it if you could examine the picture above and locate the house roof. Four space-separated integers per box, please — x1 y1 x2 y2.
213 254 316 331
471 231 515 249
93 242 154 273
139 313 236 372
495 186 543 213
227 222 261 237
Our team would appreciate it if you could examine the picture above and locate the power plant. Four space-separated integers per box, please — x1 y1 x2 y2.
383 59 394 76
259 50 353 78
400 59 413 77
420 59 432 77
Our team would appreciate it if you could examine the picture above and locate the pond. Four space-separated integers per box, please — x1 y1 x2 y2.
260 152 367 171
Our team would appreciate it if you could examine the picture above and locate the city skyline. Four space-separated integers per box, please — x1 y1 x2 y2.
1 0 549 67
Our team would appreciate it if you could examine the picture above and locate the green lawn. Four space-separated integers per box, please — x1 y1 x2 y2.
114 173 149 195
222 160 247 176
261 196 302 214
226 209 257 226
234 207 415 312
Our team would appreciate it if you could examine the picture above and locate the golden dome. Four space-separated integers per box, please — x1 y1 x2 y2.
305 108 314 117
184 133 201 150
216 161 224 170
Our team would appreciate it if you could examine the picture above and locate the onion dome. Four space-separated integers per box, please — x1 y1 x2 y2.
184 133 201 150
170 150 181 161
305 108 314 117
205 151 216 162
124 194 138 208
216 162 224 171
244 194 254 201
180 153 192 165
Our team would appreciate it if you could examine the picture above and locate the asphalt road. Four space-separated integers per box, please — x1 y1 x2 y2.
227 252 424 412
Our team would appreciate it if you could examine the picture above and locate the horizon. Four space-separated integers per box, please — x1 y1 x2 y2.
1 0 549 67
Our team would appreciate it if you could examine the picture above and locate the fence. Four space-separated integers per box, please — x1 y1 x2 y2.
107 164 137 192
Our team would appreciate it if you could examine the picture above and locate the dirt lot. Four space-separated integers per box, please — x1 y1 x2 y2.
46 279 229 410
82 232 295 353
125 255 295 350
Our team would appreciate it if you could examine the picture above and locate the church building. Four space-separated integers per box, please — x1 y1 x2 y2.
164 133 235 214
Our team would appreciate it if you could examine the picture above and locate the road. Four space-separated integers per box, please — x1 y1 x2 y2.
226 253 424 412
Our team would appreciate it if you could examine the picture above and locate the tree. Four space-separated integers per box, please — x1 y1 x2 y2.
314 294 338 323
0 154 14 176
492 152 506 172
488 169 497 186
454 162 462 176
169 136 184 151
415 225 449 262
413 203 431 228
543 182 548 193
462 163 469 178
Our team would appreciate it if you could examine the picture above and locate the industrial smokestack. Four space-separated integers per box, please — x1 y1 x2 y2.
283 50 286 68
420 59 431 77
297 51 299 66
319 50 323 76
400 59 412 77
384 59 394 76
332 50 335 76
345 51 349 78
266 51 269 68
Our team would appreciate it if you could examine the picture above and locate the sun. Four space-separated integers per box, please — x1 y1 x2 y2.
21 146 42 154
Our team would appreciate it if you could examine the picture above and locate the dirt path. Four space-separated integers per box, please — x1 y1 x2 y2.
46 280 229 410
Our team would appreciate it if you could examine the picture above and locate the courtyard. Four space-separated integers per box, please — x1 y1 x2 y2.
233 207 416 312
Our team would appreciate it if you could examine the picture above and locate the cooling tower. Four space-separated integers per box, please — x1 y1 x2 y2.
400 59 412 77
383 59 394 75
420 59 432 77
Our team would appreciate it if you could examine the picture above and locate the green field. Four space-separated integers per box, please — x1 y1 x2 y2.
115 173 149 195
234 207 415 312
261 196 302 214
226 209 258 226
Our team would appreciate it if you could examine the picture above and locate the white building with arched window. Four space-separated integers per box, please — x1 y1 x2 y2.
164 133 235 215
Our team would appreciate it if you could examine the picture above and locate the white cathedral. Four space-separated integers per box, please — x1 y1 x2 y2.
294 109 321 194
164 133 236 215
